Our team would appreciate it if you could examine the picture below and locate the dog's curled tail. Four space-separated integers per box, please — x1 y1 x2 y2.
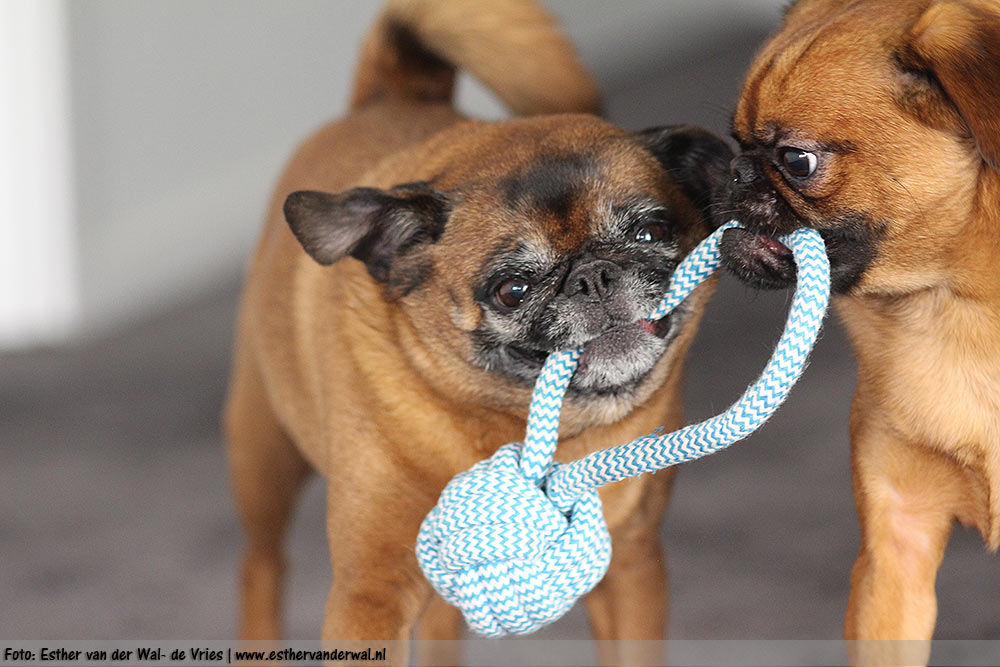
350 0 600 116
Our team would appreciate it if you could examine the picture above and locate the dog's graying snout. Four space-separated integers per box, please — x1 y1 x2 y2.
564 259 621 300
730 155 760 185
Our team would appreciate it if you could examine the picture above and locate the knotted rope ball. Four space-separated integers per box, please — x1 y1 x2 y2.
417 443 610 636
416 222 831 636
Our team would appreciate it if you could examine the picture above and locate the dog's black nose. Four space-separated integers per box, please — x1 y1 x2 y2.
730 155 761 184
564 259 621 301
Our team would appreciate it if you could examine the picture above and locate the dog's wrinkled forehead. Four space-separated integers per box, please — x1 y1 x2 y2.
734 0 921 142
477 194 662 275
432 127 686 291
499 153 599 251
494 151 654 255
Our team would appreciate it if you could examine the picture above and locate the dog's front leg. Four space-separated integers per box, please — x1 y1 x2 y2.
585 471 674 666
413 595 463 666
844 405 961 666
321 468 436 660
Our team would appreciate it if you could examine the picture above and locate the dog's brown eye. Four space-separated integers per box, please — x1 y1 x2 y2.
780 147 818 178
495 278 532 308
634 223 666 243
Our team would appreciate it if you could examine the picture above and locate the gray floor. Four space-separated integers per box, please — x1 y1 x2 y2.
2 22 996 645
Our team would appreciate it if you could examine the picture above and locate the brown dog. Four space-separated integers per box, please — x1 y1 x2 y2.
225 0 732 651
718 0 1000 660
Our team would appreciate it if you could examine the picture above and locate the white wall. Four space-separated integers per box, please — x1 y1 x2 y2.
0 0 784 348
67 1 385 341
0 0 77 347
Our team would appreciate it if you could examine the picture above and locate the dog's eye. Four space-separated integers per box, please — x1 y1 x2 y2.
779 147 818 178
634 222 667 243
495 278 532 308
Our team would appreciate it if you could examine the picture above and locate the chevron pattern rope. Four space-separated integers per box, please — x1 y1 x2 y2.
416 222 831 636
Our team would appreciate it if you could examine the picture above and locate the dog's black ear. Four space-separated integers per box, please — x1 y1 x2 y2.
283 182 448 283
635 125 734 219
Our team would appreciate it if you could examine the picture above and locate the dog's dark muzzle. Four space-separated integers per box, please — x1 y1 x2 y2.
719 227 798 289
717 155 806 289
720 154 884 294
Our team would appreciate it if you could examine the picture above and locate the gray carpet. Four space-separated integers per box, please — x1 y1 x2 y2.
2 22 995 645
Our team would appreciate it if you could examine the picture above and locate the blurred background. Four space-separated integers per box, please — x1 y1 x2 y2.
1 0 994 642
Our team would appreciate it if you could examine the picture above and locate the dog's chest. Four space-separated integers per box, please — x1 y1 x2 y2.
891 331 1000 455
842 294 1000 545
889 335 1000 547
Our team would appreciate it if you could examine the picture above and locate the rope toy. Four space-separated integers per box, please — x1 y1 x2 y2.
416 222 831 636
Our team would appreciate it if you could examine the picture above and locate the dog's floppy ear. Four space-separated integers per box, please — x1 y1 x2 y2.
635 125 734 217
284 182 448 284
908 0 1000 169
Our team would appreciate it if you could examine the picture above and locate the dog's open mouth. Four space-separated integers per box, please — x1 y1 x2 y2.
508 314 674 369
577 315 673 372
505 310 683 395
507 344 550 366
719 227 797 289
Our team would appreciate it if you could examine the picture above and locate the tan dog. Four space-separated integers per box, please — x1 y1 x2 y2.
718 0 1000 661
225 0 732 651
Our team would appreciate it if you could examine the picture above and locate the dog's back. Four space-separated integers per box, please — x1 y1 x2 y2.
292 0 601 188
229 0 600 464
351 0 599 116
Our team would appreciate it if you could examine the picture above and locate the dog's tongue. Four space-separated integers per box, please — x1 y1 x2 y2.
639 319 658 335
757 234 792 257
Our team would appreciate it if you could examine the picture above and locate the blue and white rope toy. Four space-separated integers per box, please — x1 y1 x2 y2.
416 221 831 637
